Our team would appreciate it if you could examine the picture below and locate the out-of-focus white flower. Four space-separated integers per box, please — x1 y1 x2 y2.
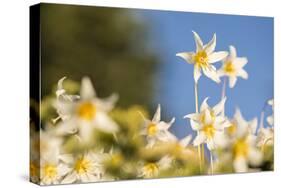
176 31 228 83
226 109 262 173
61 152 105 184
40 156 69 185
257 127 274 147
218 46 248 88
54 77 119 142
267 99 274 126
139 156 172 178
140 104 176 147
184 97 230 150
170 135 194 157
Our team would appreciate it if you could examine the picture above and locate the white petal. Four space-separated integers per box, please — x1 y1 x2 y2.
208 51 229 63
54 119 78 136
95 112 119 133
267 116 274 126
200 97 209 112
249 118 258 134
193 132 206 146
184 113 200 121
176 52 194 64
78 121 95 142
190 119 202 131
204 33 216 55
80 77 96 100
214 131 229 148
61 172 77 184
237 69 248 79
192 31 204 52
229 76 237 88
233 157 248 172
248 148 263 166
95 94 118 112
229 45 237 58
202 66 221 83
206 138 215 150
180 135 192 147
213 97 226 115
194 66 202 83
204 109 213 125
233 57 248 68
152 104 161 123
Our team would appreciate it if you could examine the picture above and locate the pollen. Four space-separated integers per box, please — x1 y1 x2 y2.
224 61 236 74
193 51 209 68
233 138 249 158
77 102 96 121
42 164 58 179
74 157 92 175
147 123 158 136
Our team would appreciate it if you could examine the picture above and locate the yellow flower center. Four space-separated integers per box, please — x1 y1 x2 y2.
77 102 96 121
147 123 158 136
227 123 237 135
202 124 215 139
143 163 159 177
224 61 236 74
42 164 57 179
74 157 91 175
233 139 249 158
193 51 209 68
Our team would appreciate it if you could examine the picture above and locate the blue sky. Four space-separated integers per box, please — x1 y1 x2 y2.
135 10 273 138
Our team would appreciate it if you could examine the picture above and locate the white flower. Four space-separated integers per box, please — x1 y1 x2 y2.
176 31 228 83
226 109 262 172
184 97 230 150
170 135 194 157
40 156 69 185
140 104 176 147
267 99 274 126
257 127 274 147
218 45 248 88
139 155 172 178
54 77 119 142
61 152 105 184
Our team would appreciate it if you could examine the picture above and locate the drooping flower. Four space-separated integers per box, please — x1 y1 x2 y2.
226 108 262 172
266 99 274 126
140 104 176 147
61 152 105 184
54 77 119 142
218 45 248 88
139 156 172 178
184 97 230 150
176 31 228 83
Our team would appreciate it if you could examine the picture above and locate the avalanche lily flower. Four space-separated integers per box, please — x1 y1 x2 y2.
184 97 230 150
226 108 262 172
176 31 228 83
40 157 69 185
61 152 105 184
218 45 248 88
267 99 274 126
139 156 172 178
54 77 119 142
140 104 176 147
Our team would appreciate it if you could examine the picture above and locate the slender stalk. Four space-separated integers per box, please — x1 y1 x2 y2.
221 77 227 116
210 151 214 175
194 82 202 172
201 144 205 166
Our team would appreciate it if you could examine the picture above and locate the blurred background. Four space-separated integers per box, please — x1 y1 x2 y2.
41 3 273 139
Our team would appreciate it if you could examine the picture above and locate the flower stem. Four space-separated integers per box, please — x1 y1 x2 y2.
194 82 202 172
221 77 227 116
210 151 214 175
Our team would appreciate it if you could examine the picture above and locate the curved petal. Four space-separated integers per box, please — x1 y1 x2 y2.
94 112 119 133
81 77 96 100
61 171 77 184
237 69 248 79
190 119 202 131
204 33 216 54
176 52 194 64
200 97 209 112
192 31 204 52
229 76 237 88
233 57 248 68
229 45 237 58
184 113 200 121
202 66 221 83
194 66 202 83
193 132 206 146
213 97 227 115
180 135 192 147
152 104 161 123
208 51 229 63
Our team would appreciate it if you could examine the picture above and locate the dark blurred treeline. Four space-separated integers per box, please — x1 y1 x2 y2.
40 3 159 109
